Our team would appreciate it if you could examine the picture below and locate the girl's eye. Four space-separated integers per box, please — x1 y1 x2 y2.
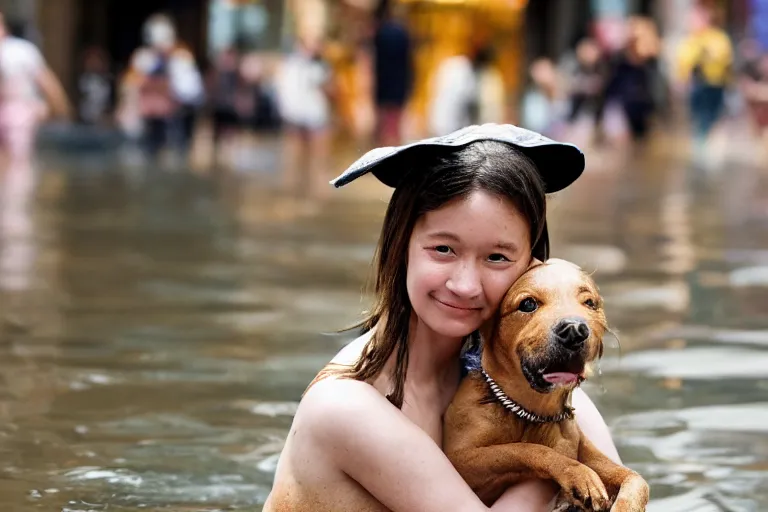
434 245 453 255
584 298 598 310
518 297 539 313
488 253 511 263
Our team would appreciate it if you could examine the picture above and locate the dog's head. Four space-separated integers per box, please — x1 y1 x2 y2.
485 258 606 394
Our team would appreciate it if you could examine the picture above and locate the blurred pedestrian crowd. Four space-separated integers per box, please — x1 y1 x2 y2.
522 1 765 167
0 0 767 195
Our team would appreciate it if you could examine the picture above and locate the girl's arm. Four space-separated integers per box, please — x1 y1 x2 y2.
36 65 72 118
303 381 619 512
302 378 490 512
573 388 621 463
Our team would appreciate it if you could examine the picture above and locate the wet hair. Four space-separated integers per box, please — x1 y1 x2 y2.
312 141 548 408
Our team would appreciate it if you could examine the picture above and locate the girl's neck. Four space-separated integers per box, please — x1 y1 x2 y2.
372 312 466 407
405 312 465 388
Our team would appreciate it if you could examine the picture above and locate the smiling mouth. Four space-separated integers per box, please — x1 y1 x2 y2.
434 297 481 312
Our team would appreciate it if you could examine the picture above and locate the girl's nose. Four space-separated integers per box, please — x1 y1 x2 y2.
445 262 482 299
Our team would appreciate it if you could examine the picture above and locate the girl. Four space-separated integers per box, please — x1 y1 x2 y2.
264 124 620 511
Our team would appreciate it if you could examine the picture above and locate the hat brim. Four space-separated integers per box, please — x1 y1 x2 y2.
330 124 585 193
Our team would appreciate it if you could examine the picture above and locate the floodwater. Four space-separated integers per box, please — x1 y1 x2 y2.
0 136 767 512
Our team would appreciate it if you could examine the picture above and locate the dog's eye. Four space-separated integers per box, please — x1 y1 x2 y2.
518 297 538 313
584 298 598 310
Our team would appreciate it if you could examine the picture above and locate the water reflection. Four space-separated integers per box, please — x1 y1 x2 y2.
0 141 766 510
0 163 36 292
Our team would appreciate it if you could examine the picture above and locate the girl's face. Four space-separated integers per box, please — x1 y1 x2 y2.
407 190 532 340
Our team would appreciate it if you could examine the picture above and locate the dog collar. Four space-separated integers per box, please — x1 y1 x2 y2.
481 368 574 424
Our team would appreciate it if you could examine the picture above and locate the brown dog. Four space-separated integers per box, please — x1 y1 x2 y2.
444 259 649 511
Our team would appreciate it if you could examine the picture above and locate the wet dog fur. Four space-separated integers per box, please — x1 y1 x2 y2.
444 259 649 511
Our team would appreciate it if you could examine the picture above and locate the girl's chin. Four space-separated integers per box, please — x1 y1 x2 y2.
425 316 481 340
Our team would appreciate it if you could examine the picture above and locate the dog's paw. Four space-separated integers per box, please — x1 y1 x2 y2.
552 498 588 512
610 475 649 512
553 495 608 512
610 500 647 512
553 462 611 511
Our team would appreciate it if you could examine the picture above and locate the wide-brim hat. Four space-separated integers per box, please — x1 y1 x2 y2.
330 123 585 193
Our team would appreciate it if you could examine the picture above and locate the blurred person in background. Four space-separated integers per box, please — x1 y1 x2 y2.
735 38 762 84
473 46 506 125
565 37 608 141
77 46 113 126
675 2 733 159
0 11 70 178
0 13 69 294
208 44 243 167
740 49 768 160
274 31 333 198
428 46 506 137
115 66 144 164
373 0 412 147
603 17 664 143
428 49 480 137
122 13 205 164
428 51 474 137
239 52 280 135
230 51 281 171
520 57 562 136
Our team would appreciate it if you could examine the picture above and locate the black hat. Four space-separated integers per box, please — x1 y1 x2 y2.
330 124 585 193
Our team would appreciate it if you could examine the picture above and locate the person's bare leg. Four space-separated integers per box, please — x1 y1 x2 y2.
5 117 37 177
308 127 331 199
0 113 38 293
760 128 768 167
214 128 238 172
281 126 303 191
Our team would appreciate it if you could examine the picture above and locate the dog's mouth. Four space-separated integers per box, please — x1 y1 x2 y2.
542 371 585 385
521 357 587 393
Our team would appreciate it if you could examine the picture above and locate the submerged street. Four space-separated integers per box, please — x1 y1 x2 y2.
0 133 767 511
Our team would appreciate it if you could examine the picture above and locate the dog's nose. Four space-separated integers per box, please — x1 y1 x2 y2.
553 318 590 350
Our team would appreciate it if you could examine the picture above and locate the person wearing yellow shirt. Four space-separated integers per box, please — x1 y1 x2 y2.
676 4 733 142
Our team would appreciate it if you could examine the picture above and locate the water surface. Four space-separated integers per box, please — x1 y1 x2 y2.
1 144 766 511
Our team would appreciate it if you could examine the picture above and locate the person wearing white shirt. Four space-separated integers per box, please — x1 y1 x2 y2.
122 14 204 162
428 54 478 137
274 33 333 198
0 12 70 175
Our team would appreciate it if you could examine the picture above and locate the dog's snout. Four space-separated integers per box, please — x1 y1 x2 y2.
553 317 590 350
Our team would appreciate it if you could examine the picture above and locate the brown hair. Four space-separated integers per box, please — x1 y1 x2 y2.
313 141 549 408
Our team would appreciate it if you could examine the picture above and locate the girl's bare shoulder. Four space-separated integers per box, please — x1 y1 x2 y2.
330 330 374 366
294 374 392 449
299 329 382 427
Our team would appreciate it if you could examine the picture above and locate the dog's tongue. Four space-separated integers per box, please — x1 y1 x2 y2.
543 372 581 385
